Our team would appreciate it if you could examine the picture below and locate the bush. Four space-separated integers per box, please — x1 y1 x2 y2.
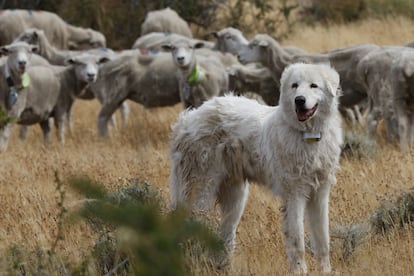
70 177 223 275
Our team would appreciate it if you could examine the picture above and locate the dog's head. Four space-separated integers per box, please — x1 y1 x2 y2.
280 63 340 128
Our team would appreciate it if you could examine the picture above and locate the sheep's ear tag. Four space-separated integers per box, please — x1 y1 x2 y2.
303 132 321 142
21 72 30 88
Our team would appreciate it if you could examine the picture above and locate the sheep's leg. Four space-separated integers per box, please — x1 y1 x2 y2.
65 109 73 135
39 120 51 144
306 186 331 273
19 125 29 140
53 115 65 145
119 101 130 128
98 101 123 137
365 100 381 139
281 195 307 274
0 123 15 152
409 113 414 147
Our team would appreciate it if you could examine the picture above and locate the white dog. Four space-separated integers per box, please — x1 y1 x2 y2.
169 63 342 273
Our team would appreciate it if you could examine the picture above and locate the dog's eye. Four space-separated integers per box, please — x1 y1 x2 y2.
291 83 298 89
310 83 318 88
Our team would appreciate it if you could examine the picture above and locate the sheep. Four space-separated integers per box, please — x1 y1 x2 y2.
0 9 106 50
0 50 107 150
162 39 229 109
0 41 43 150
14 27 129 133
227 63 279 105
14 28 116 66
210 27 250 55
211 27 305 55
211 28 304 106
140 7 193 38
132 32 214 51
89 51 181 137
356 46 414 143
389 50 414 150
237 34 379 121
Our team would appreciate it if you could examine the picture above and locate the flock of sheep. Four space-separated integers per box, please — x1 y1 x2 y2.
0 7 414 151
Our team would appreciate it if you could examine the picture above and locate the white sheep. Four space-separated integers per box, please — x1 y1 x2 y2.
238 34 379 122
140 7 193 38
14 27 129 133
0 9 106 50
162 39 229 108
356 46 414 144
132 32 214 51
210 27 249 55
389 49 414 150
0 41 43 150
89 51 181 137
0 50 107 150
14 28 116 66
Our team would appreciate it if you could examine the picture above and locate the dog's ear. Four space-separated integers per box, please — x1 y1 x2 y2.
323 66 340 97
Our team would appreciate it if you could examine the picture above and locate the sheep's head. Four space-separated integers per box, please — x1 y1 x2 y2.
69 29 107 50
0 42 38 74
14 28 44 47
211 27 248 55
162 40 204 69
65 53 109 83
237 34 274 65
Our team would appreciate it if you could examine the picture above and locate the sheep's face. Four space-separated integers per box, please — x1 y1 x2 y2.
237 35 269 65
69 29 106 50
162 41 204 69
14 28 42 47
0 42 38 74
213 28 248 55
67 54 108 83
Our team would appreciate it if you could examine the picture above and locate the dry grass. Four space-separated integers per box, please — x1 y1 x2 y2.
1 17 414 274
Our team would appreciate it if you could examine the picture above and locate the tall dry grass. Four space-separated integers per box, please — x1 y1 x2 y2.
1 17 414 274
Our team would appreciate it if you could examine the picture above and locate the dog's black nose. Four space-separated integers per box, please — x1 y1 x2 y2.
295 96 306 107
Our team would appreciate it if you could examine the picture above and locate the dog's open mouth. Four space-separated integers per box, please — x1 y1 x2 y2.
296 104 318 122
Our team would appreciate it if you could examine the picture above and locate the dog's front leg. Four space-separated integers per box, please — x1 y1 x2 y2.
307 185 331 273
281 195 307 274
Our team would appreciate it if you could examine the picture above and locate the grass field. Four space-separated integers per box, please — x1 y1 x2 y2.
1 16 414 275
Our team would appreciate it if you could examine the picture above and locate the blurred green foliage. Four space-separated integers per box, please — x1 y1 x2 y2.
69 177 223 275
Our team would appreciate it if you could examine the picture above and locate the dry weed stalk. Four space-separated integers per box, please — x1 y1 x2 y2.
332 189 414 258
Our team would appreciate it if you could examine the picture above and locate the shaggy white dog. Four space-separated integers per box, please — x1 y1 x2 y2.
169 63 343 273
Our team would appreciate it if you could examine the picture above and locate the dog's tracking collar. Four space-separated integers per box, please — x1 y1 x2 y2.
303 132 321 142
187 65 206 86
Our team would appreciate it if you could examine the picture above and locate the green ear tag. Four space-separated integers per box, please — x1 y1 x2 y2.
21 72 31 88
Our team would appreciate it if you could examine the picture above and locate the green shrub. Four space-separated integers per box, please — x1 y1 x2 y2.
70 177 223 275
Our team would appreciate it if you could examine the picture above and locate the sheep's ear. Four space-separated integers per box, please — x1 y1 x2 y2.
65 57 77 65
161 44 173 52
98 56 110 64
194 42 204 49
0 46 9 56
68 41 78 50
31 45 39 53
210 31 218 38
258 40 269 47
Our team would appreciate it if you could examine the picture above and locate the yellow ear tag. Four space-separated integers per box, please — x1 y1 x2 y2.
21 72 31 88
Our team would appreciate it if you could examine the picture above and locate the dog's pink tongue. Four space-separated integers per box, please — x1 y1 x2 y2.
297 109 312 121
